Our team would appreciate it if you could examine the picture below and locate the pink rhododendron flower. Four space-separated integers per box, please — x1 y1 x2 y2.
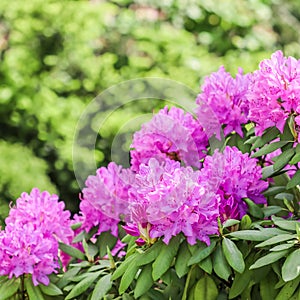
0 188 72 286
201 146 268 221
196 66 250 139
126 158 220 245
130 106 208 171
0 224 59 286
80 162 134 236
5 188 73 244
247 50 300 137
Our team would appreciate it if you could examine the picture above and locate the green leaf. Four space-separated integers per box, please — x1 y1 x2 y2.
56 267 81 289
275 276 300 300
270 243 295 252
222 237 245 273
198 256 212 274
97 231 118 258
152 235 181 280
59 242 86 261
240 214 252 230
263 186 287 196
244 198 264 219
39 282 63 296
250 127 280 151
262 206 284 217
25 277 45 300
119 259 139 294
111 253 138 280
273 148 295 172
91 274 112 300
175 240 192 278
255 234 296 248
282 249 300 282
0 277 20 300
252 141 290 158
289 152 300 165
222 219 240 228
272 216 300 231
229 230 276 241
275 192 294 201
188 240 216 266
287 169 300 190
193 276 218 300
260 271 279 300
250 250 290 270
213 243 231 281
134 264 153 298
136 240 163 266
65 271 102 299
229 267 252 299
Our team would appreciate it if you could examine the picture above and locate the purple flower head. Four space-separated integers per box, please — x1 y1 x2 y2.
130 106 208 171
247 50 300 136
0 188 73 285
201 146 268 221
80 162 135 236
5 188 73 244
0 223 59 286
127 158 220 245
196 66 250 139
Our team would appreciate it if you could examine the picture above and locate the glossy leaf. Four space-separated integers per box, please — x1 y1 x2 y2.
198 256 212 274
39 282 63 296
222 237 245 273
255 234 296 248
286 169 300 190
112 253 138 280
188 240 216 266
175 240 192 278
273 148 295 172
250 250 290 270
275 276 300 300
152 235 181 280
136 240 163 267
119 259 139 294
59 242 86 261
91 274 112 300
282 249 300 282
213 243 231 281
134 264 153 298
65 271 102 299
193 276 218 300
24 277 45 300
252 141 290 158
0 277 20 300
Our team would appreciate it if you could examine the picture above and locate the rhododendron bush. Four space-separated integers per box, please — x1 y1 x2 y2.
1 50 300 299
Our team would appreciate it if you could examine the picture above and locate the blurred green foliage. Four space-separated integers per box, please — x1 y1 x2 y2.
0 0 299 217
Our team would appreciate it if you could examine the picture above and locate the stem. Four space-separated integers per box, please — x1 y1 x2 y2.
181 265 195 300
21 275 25 300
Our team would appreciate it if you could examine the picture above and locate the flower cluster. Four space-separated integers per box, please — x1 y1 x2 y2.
130 106 208 171
201 146 268 221
126 158 220 245
247 50 300 139
79 162 135 237
196 66 250 139
0 188 73 285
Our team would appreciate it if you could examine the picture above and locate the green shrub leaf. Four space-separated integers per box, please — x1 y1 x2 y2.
222 237 245 273
213 243 231 281
250 250 290 270
152 235 181 280
282 249 300 282
134 264 153 298
0 277 20 300
91 274 112 300
188 240 216 266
